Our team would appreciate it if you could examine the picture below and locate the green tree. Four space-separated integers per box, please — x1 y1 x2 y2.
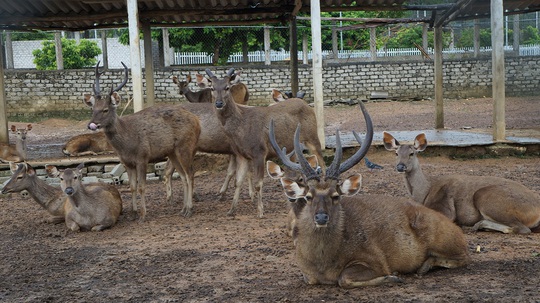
32 38 101 70
522 25 540 44
9 31 54 41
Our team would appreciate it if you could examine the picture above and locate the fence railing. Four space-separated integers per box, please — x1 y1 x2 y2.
173 44 540 65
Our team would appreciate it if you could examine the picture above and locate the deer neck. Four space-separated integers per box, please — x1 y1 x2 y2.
295 209 345 261
27 177 65 214
403 161 431 204
15 138 27 159
216 99 242 126
102 114 127 142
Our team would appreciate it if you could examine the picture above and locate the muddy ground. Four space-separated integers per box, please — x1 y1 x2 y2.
1 97 539 302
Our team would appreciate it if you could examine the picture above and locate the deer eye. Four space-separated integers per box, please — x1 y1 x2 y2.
305 194 313 202
331 194 340 203
409 152 414 157
60 177 64 181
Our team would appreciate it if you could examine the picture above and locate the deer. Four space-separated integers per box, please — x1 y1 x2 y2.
383 132 540 234
46 163 123 232
271 89 306 102
172 74 213 103
199 70 249 105
267 102 471 288
205 68 325 218
62 131 114 156
0 124 32 162
84 62 201 221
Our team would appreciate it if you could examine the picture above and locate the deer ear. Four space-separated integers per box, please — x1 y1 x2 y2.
76 162 85 172
272 89 287 102
26 124 32 131
45 165 59 178
10 125 16 133
9 162 19 173
83 93 95 107
305 155 319 169
339 174 362 196
280 178 307 200
111 92 122 107
383 131 400 150
414 133 427 152
266 161 284 179
172 76 179 84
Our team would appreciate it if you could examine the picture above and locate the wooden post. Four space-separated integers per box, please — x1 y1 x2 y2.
332 22 338 59
55 32 64 70
302 32 308 64
474 19 480 58
264 26 271 65
0 33 8 143
127 0 144 112
289 17 299 97
5 31 13 69
434 26 444 129
491 0 506 141
162 28 171 67
142 22 155 107
100 30 109 69
310 0 325 149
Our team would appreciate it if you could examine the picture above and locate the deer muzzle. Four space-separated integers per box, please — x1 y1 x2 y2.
314 211 329 227
64 187 75 196
88 122 100 131
215 99 224 109
396 163 407 173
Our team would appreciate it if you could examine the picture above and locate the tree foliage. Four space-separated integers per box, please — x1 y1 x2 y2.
32 38 101 70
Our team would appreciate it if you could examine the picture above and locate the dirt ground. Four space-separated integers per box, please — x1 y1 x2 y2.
1 97 540 302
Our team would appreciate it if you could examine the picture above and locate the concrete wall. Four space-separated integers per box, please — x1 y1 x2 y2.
4 56 539 117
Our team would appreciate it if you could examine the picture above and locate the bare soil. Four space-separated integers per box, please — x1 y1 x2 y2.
1 97 540 302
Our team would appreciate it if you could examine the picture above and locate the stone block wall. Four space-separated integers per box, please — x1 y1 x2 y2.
4 56 539 117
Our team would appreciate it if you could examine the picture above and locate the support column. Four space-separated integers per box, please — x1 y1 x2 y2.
5 31 13 69
434 26 444 129
142 22 155 107
127 0 144 112
0 34 7 143
513 15 520 55
474 19 480 58
101 30 109 69
264 26 271 65
491 0 506 141
162 28 172 67
55 32 64 70
310 0 325 148
369 27 377 61
289 17 299 97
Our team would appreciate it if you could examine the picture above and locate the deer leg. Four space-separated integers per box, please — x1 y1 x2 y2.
136 165 147 221
337 265 403 288
171 152 194 218
45 216 65 224
127 168 138 213
219 155 237 201
163 159 176 205
229 156 249 216
472 219 519 234
253 158 265 219
417 255 470 275
247 160 255 203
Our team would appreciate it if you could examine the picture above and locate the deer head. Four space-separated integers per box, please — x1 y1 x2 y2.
205 68 236 110
172 75 192 95
84 61 129 131
11 124 32 140
383 132 427 173
268 101 373 227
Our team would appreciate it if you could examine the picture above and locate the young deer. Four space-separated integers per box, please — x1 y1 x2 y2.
172 75 213 103
0 124 32 162
383 132 540 234
62 131 114 156
46 163 123 231
268 102 470 288
205 68 324 218
85 62 201 220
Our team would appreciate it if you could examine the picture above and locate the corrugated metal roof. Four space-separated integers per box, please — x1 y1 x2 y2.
0 0 539 31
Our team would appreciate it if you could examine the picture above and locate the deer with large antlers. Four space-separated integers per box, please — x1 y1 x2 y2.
205 68 324 218
268 102 470 288
383 132 540 234
84 62 201 220
0 124 32 163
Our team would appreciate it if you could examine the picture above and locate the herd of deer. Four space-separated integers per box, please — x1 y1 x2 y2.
1 63 539 288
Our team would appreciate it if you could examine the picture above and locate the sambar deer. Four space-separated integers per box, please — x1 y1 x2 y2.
172 74 213 103
383 132 540 234
46 163 123 231
199 70 249 105
62 131 114 156
85 62 201 220
0 124 32 162
205 68 324 218
267 102 470 288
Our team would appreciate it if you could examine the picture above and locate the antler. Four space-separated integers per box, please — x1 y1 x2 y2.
93 61 102 96
205 68 216 79
293 124 320 181
111 62 129 94
336 101 374 176
268 119 301 172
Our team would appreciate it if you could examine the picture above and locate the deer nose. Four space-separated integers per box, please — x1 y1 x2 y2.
64 187 75 196
215 100 224 109
314 212 329 226
396 163 407 172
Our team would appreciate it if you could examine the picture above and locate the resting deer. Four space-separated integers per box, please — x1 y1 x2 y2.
267 102 471 288
383 132 540 234
85 62 201 220
172 75 213 103
271 89 306 102
62 131 114 156
46 163 123 232
205 68 324 218
0 124 32 162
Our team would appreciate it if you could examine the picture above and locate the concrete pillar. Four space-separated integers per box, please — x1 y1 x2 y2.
310 0 325 148
162 28 172 67
264 26 271 65
101 30 109 69
434 26 444 129
127 0 144 112
142 22 155 107
5 31 13 69
55 32 64 70
491 0 506 141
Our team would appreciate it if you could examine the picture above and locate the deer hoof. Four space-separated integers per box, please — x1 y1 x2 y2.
181 208 193 218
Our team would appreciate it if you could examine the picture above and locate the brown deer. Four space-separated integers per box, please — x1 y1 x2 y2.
84 62 201 220
172 74 213 103
267 102 471 288
271 89 306 102
62 131 114 156
205 68 324 218
383 132 540 234
0 124 32 162
46 163 123 231
199 70 249 105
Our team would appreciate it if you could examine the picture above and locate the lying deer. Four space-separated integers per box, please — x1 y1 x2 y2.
383 132 540 234
85 62 201 220
0 124 32 162
267 102 470 288
205 68 324 218
62 131 114 156
46 163 123 231
172 74 213 103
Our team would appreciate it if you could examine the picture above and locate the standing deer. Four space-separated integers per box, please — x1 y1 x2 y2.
268 102 470 288
46 163 123 231
0 124 32 162
172 75 213 103
85 62 201 220
205 68 324 218
199 70 249 105
62 131 114 156
383 132 540 234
